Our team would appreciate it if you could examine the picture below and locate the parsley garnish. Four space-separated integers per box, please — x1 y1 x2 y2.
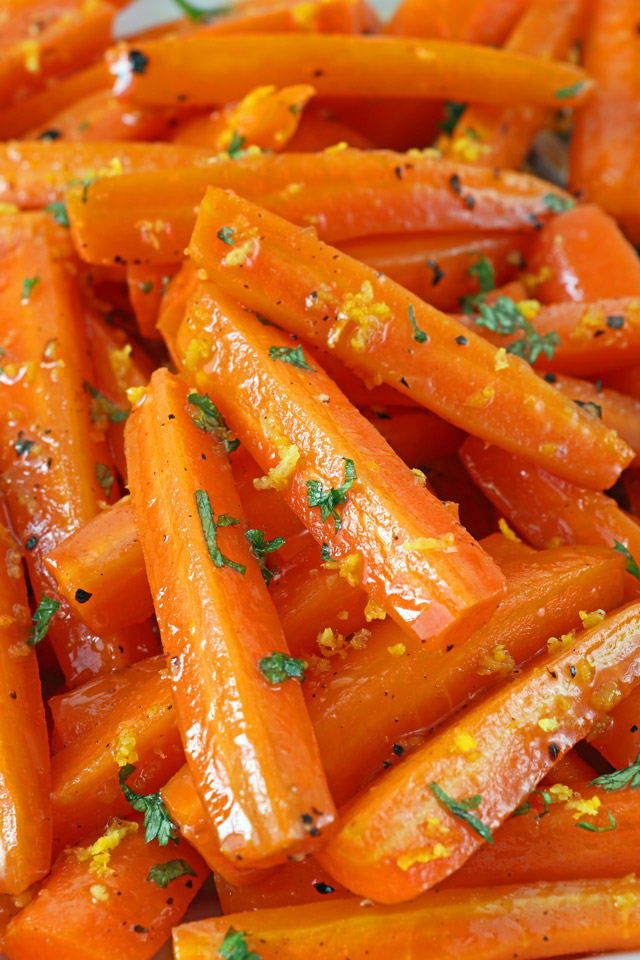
245 528 285 586
613 540 640 580
542 193 575 214
408 305 427 343
171 0 232 22
439 101 465 135
95 462 115 499
21 276 40 302
28 595 60 647
576 811 616 832
574 399 602 419
532 788 552 818
259 652 306 685
140 281 153 294
44 201 70 228
429 781 493 844
268 345 315 370
147 859 197 887
118 764 178 845
555 81 585 100
195 489 246 574
512 800 531 817
14 432 35 456
473 296 559 365
188 391 239 454
306 458 356 532
227 130 246 158
217 226 235 246
321 542 332 562
84 382 129 424
460 256 495 313
590 752 640 791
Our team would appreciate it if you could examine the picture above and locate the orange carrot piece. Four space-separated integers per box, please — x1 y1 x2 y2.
362 407 464 468
479 529 536 564
187 186 631 490
321 97 444 152
25 88 177 143
174 877 640 960
175 281 504 646
108 34 592 109
427 453 497 540
525 204 640 303
126 264 176 341
4 817 208 960
318 601 640 902
125 369 335 866
0 61 108 139
541 748 595 784
285 102 374 151
385 0 528 44
601 364 640 400
460 437 640 600
65 149 572 265
0 519 51 894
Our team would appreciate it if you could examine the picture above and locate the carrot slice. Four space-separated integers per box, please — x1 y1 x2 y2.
125 369 335 866
173 877 640 960
317 601 640 901
107 34 592 108
0 62 108 139
386 0 528 44
126 264 176 341
25 89 177 143
187 186 631 490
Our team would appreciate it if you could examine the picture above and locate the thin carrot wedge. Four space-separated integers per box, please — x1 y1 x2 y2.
0 62 108 140
386 0 528 44
303 345 420 412
479 529 536 564
460 437 640 599
0 519 51 894
337 231 528 311
3 817 208 960
174 877 640 960
50 656 184 852
25 89 177 143
427 453 497 540
321 97 444 152
0 214 144 685
525 204 640 303
591 682 640 770
157 261 198 360
65 150 571 265
172 84 315 151
126 264 176 341
541 748 594 784
317 601 640 902
0 1 114 109
285 102 374 151
362 407 464 468
455 296 640 376
0 140 210 208
107 34 592 109
125 369 335 866
306 545 624 804
187 187 631 490
174 281 504 645
441 0 584 170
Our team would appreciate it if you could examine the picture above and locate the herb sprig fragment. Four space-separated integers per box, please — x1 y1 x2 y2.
306 458 357 532
589 751 640 791
218 926 261 960
472 296 559 365
119 764 178 846
613 541 640 581
245 528 285 586
460 256 495 313
429 781 493 843
28 595 60 647
85 382 129 424
188 391 239 454
268 345 315 370
147 859 197 887
259 652 306 685
195 489 246 574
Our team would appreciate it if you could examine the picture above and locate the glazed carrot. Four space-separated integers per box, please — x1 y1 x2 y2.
0 62 108 140
156 261 198 359
285 102 374 151
625 469 640 518
362 408 464 468
541 749 594 785
479 529 536 565
337 231 528 311
26 89 177 143
174 877 640 960
386 0 528 44
426 453 497 539
0 214 144 686
525 204 640 303
602 364 640 400
125 369 335 865
322 98 444 152
570 0 640 243
0 520 51 894
172 84 315 151
307 545 624 804
317 601 640 901
303 345 420 411
3 817 208 960
175 281 504 645
442 0 584 170
50 656 184 852
215 854 348 914
65 150 572 265
127 265 176 341
187 187 631 490
108 35 592 109
460 437 640 599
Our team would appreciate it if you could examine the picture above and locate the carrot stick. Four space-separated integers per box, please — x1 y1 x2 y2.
125 369 335 866
0 518 51 894
285 102 374 151
126 264 176 341
3 816 208 960
321 97 444 152
479 529 536 564
174 281 505 646
541 748 595 785
0 62 108 139
362 407 464 468
602 364 640 400
107 34 592 109
460 437 640 600
25 89 177 143
173 877 640 960
525 204 640 302
426 453 497 540
187 186 631 490
65 149 572 265
317 601 640 902
441 0 585 170
385 0 528 44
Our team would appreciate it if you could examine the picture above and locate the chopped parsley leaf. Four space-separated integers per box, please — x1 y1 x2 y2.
188 391 239 454
21 276 40 302
574 399 602 419
171 0 233 22
84 382 129 424
218 926 261 960
306 458 357 532
555 81 585 100
408 305 427 343
268 345 315 370
140 281 153 294
590 752 640 791
473 296 559 365
245 528 285 586
460 256 495 313
195 489 246 574
575 811 616 832
542 193 575 214
429 781 493 843
147 859 197 888
14 433 35 456
119 764 178 846
217 226 235 246
227 130 246 158
321 542 332 562
44 201 70 228
95 462 115 499
439 101 465 135
613 540 640 580
28 595 60 647
259 652 306 685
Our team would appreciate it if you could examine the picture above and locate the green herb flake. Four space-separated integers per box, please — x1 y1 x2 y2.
268 345 315 370
187 391 239 454
195 489 246 574
460 256 495 313
532 789 552 819
408 305 427 343
28 594 60 647
512 800 532 817
613 540 640 580
589 751 640 791
306 458 357 532
321 542 332 562
227 130 246 158
259 652 306 685
472 296 559 365
575 811 617 832
217 226 235 246
542 193 576 214
429 781 493 844
439 101 465 135
44 201 70 228
21 276 40 302
555 81 585 100
574 399 602 419
118 764 178 846
84 382 129 424
95 463 115 499
245 528 285 586
147 859 197 888
140 281 153 295
172 0 233 22
14 433 35 456
218 926 261 960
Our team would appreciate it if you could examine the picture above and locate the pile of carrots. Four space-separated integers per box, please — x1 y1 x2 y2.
1 0 640 957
